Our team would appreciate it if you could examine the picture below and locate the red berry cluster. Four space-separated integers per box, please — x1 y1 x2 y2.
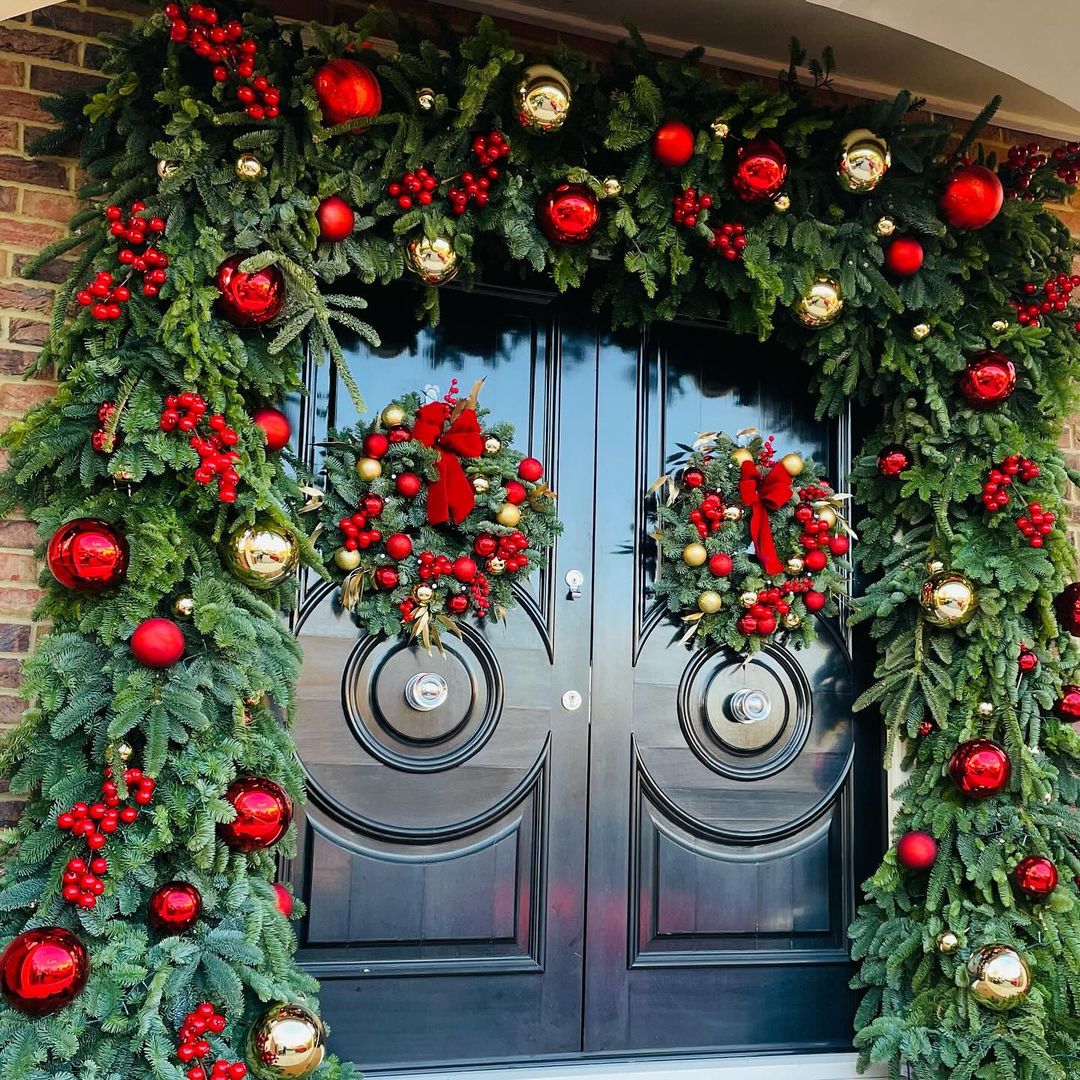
164 3 280 120
1011 273 1080 328
57 765 154 909
736 578 826 638
1018 644 1039 673
981 455 1039 511
447 131 511 215
1016 501 1055 548
794 488 848 568
387 167 438 211
1002 142 1080 196
474 530 529 573
92 401 118 453
672 187 713 229
707 222 747 261
160 393 242 502
338 493 384 551
77 269 133 321
1050 142 1080 185
175 1002 248 1080
689 492 725 538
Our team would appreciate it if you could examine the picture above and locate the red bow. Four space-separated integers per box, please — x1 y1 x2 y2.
411 402 485 525
738 459 794 575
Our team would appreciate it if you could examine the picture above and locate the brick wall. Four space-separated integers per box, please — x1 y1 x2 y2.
1 1 1080 827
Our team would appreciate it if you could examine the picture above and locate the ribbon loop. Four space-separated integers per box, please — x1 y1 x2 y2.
738 459 794 575
412 403 485 525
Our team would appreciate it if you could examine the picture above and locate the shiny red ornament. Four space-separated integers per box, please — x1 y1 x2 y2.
0 927 88 1015
474 534 498 558
518 457 544 482
939 164 1004 230
651 121 695 168
148 881 203 933
374 566 399 589
47 518 128 591
538 183 600 245
876 444 911 478
896 830 938 871
218 777 292 852
683 469 704 488
1055 582 1080 635
215 256 285 327
1017 648 1038 673
883 236 924 277
363 432 389 459
313 58 382 129
385 533 413 560
130 617 185 668
958 351 1016 409
273 882 294 917
948 739 1011 799
316 195 355 242
1053 684 1080 721
251 406 291 452
395 472 422 497
448 593 469 614
731 138 788 202
1013 855 1058 901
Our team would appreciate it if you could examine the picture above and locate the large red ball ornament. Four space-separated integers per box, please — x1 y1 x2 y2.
939 164 1004 230
518 457 544 482
958 351 1016 409
1053 684 1080 721
538 183 600 245
732 138 789 202
47 518 128 592
896 830 938 871
876 444 912 477
313 58 382 129
452 556 477 583
218 777 292 852
1013 856 1058 901
1054 583 1080 635
148 881 203 933
273 883 294 917
395 472 422 498
652 121 695 168
251 406 291 452
316 195 355 242
385 533 413 560
130 617 185 668
215 256 285 327
0 927 88 1016
948 739 1011 799
363 432 389 459
884 236 924 278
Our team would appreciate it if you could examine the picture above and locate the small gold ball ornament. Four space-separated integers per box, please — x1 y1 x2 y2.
496 503 521 527
513 64 572 134
247 1002 327 1080
602 176 622 197
875 216 897 237
740 591 758 609
938 931 960 954
381 404 405 428
731 447 753 465
911 322 931 341
786 556 805 574
919 567 978 627
697 590 722 614
157 159 180 180
413 583 435 605
793 276 843 329
405 234 459 286
487 556 506 575
837 129 891 194
781 453 804 477
355 457 383 481
991 318 1009 332
978 701 995 718
334 547 361 571
484 436 502 455
816 506 837 528
235 152 264 181
224 518 300 590
472 476 490 493
682 543 707 567
782 612 801 629
171 595 195 619
723 506 742 522
415 86 436 111
772 194 791 213
709 118 730 139
967 945 1031 1011
115 741 134 763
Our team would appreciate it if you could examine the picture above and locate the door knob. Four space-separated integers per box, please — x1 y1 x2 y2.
405 672 449 712
565 569 584 599
727 687 771 724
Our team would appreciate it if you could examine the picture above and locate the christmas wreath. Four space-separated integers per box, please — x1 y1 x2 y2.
317 379 561 649
652 432 848 650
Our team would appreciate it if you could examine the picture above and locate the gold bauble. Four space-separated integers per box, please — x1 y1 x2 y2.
682 543 707 567
496 503 521 527
967 945 1031 1011
381 404 405 428
157 159 180 180
415 86 436 111
991 318 1009 332
709 118 730 139
513 63 572 134
224 518 300 590
697 590 722 614
911 322 931 341
115 741 133 763
484 436 502 455
740 591 758 609
919 568 978 627
247 1003 327 1080
781 452 804 477
413 584 435 605
723 506 742 522
235 152 264 181
816 506 837 528
171 595 195 619
472 476 490 493
602 176 622 197
405 235 459 286
937 931 960 954
875 215 896 237
837 128 890 194
772 194 791 213
487 556 506 575
333 547 361 571
793 276 843 329
977 701 994 718
731 447 753 465
786 556 805 574
782 612 801 629
355 456 383 481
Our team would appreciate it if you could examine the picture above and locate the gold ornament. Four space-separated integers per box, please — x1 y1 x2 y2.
911 322 931 341
156 159 180 180
224 518 300 590
413 584 435 605
247 1003 327 1080
967 945 1031 1011
115 741 133 763
991 318 1009 332
782 612 801 629
875 216 896 237
235 152 264 181
405 234 459 286
786 556 805 574
793 276 843 329
355 457 383 481
977 701 994 718
602 176 622 197
781 453 804 477
816 506 837 528
333 547 361 571
919 567 978 627
496 503 521 527
381 404 405 428
731 447 753 465
415 86 436 111
513 63 572 134
938 931 960 954
837 128 891 194
472 476 490 493
486 556 506 575
772 194 791 213
682 543 707 567
709 118 730 139
740 591 758 609
697 590 722 614
484 436 502 455
171 595 195 619
723 506 742 522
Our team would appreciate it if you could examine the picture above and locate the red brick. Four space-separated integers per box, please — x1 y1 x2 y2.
89 0 152 14
0 218 64 248
0 798 26 825
32 6 131 36
0 187 15 213
0 59 26 87
0 625 30 653
0 553 38 583
7 319 49 346
0 349 39 376
0 283 54 315
20 189 77 222
0 521 38 549
81 42 109 70
29 65 107 94
0 91 55 125
0 383 54 411
0 697 27 724
0 27 78 63
0 123 16 151
0 660 23 689
0 588 42 618
0 154 68 189
12 254 73 284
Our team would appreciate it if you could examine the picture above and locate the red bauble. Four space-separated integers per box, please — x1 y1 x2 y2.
1053 684 1080 721
884 236 924 278
374 566 399 590
273 882 294 917
948 739 1011 799
316 195 355 242
0 927 88 1016
313 58 382 129
1055 583 1080 635
363 494 385 517
652 121 695 168
876 444 911 477
388 427 411 444
958 350 1016 409
538 183 600 245
518 457 544 482
363 432 389 459
452 556 477 583
395 472 422 497
504 481 527 505
1013 855 1058 901
939 164 1004 230
47 518 128 592
732 138 788 202
474 534 498 558
217 777 292 852
896 830 938 871
448 594 470 614
251 406 291 452
708 553 733 577
684 469 704 488
130 617 185 668
803 548 827 572
148 881 203 933
215 256 285 327
804 590 826 612
385 533 413 560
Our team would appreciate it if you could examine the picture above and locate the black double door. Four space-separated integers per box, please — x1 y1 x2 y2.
287 286 883 1071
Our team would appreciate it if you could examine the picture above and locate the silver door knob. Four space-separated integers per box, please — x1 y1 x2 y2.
565 569 584 599
728 688 771 724
405 672 449 712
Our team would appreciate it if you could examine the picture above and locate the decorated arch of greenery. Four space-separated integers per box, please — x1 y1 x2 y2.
2 2 1080 1078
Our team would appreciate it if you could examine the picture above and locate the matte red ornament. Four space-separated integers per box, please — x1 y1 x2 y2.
313 58 382 129
708 553 733 577
452 556 477 583
273 882 294 917
215 256 285 327
804 548 827 572
47 518 128 591
732 138 788 202
538 183 600 244
0 927 88 1016
1055 582 1080 635
130 617 185 668
939 164 1004 230
395 472 422 497
958 351 1016 409
251 406 291 452
804 590 826 612
518 457 544 481
896 830 938 871
148 881 203 933
651 121 695 168
218 777 292 852
884 236 924 277
876 444 911 477
1013 855 1058 901
948 739 1011 799
363 432 389 459
504 480 527 504
1053 684 1080 720
316 195 355 242
385 533 413 560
